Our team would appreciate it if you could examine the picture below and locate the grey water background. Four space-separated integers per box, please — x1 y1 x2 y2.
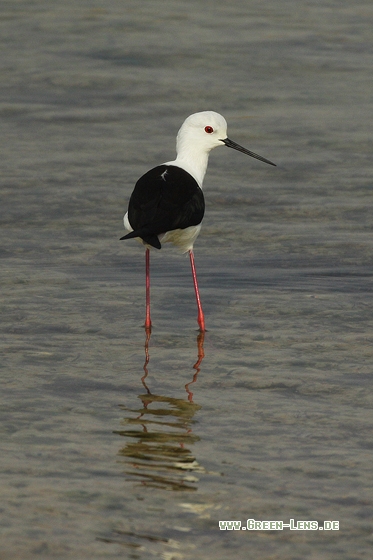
1 0 372 558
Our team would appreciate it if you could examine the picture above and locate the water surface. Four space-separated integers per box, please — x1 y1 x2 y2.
1 1 372 558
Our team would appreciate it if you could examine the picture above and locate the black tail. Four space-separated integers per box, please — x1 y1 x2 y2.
120 230 161 250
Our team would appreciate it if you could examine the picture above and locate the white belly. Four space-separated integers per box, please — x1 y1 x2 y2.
123 212 201 253
160 224 202 253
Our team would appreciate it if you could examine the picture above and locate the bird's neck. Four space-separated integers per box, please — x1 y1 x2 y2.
165 150 209 188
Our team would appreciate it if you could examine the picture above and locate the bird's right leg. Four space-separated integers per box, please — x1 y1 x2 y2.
145 248 152 332
189 250 206 332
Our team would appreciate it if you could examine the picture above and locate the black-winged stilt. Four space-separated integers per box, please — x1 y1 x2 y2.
120 111 275 332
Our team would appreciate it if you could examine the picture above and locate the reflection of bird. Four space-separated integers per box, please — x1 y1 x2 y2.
121 111 276 332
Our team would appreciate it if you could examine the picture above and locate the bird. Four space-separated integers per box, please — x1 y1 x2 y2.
120 111 276 332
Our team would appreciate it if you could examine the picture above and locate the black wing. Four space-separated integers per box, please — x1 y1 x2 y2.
121 165 205 249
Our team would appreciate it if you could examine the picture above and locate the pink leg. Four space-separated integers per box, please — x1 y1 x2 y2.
145 248 152 332
189 250 206 332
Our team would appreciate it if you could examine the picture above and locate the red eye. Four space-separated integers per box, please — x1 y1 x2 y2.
204 126 214 134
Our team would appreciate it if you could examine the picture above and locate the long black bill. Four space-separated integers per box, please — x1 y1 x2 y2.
222 137 276 166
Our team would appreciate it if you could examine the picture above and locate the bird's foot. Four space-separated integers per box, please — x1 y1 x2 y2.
197 315 206 333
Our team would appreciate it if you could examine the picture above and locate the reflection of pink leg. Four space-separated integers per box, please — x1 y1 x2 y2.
141 328 151 393
145 248 152 332
194 331 205 369
189 250 206 332
185 331 205 402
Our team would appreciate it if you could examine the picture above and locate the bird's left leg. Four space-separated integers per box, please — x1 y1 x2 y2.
189 250 206 332
145 248 152 332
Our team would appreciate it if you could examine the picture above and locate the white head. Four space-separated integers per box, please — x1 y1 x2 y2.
176 110 275 164
176 111 228 155
167 110 275 187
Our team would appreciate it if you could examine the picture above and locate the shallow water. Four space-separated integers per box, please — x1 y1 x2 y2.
1 1 373 558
